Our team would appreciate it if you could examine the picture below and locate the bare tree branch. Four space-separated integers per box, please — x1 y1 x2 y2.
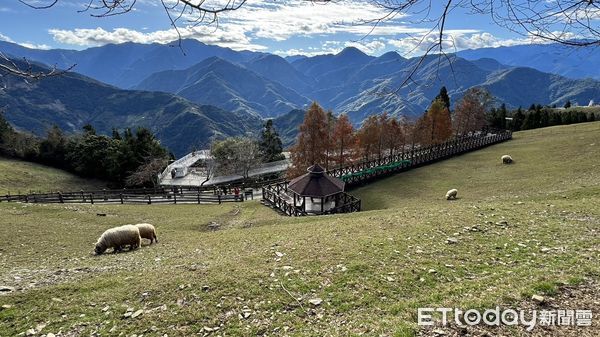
0 52 76 81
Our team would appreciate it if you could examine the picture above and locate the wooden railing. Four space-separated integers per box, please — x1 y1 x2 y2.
0 175 282 205
261 129 512 216
262 181 360 216
0 187 245 205
327 129 512 186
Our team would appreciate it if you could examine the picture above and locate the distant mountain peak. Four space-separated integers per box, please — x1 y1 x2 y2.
377 51 405 62
337 46 368 58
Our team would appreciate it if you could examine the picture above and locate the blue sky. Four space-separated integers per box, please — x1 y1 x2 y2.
0 0 562 56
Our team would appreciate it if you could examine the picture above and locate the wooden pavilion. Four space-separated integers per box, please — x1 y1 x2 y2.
287 164 346 214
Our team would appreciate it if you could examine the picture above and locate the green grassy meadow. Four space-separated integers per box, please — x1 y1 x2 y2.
1 122 599 336
0 157 106 195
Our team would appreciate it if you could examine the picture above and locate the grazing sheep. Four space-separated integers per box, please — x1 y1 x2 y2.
446 189 458 200
501 154 513 164
135 223 158 244
94 225 141 255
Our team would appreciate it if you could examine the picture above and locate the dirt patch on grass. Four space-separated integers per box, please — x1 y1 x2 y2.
418 279 599 336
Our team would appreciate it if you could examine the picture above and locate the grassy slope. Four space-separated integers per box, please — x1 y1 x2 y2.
0 157 106 194
1 122 599 336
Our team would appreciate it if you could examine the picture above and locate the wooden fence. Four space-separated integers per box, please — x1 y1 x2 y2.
262 181 361 216
327 129 513 186
261 129 512 216
0 187 245 205
0 174 283 205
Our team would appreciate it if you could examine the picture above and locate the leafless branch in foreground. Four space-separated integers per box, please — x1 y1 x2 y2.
0 52 76 81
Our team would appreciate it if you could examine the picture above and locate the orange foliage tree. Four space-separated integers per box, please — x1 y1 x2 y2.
414 98 453 146
356 115 381 161
288 102 329 177
384 117 405 156
331 113 356 168
454 87 491 136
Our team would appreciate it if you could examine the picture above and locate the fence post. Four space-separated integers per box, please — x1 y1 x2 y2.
174 193 177 204
147 195 151 205
197 190 201 204
120 193 124 204
218 194 221 204
59 192 64 203
90 194 94 205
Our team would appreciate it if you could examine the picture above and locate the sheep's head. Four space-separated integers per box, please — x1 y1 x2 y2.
94 242 107 255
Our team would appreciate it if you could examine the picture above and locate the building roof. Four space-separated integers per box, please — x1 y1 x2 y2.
288 164 345 197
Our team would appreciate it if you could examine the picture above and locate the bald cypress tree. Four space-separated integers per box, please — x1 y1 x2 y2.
288 102 329 177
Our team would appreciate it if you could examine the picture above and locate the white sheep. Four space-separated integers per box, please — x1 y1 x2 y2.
501 155 513 164
446 188 458 200
135 223 158 244
94 225 141 255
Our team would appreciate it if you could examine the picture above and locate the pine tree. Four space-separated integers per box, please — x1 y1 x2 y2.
499 103 507 129
512 107 525 131
540 109 550 127
564 100 572 109
258 119 285 163
436 86 451 110
521 112 534 130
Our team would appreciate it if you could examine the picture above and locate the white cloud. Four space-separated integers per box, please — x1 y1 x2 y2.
49 26 268 51
48 0 415 51
0 32 14 43
0 32 51 50
388 31 529 56
219 0 413 41
275 39 386 57
19 42 52 50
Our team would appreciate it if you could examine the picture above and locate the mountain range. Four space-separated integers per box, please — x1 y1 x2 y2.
457 43 600 81
2 40 600 154
0 60 262 156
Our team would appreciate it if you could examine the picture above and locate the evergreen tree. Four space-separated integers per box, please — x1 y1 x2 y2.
82 124 96 135
540 109 550 127
564 100 572 109
521 112 534 130
258 119 285 163
499 103 507 129
112 128 122 140
562 111 574 124
436 86 451 110
38 126 68 168
512 107 525 131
